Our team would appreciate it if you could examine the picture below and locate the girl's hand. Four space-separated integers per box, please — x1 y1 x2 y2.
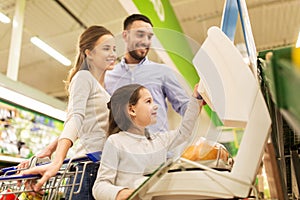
192 83 200 99
116 188 137 200
192 83 206 107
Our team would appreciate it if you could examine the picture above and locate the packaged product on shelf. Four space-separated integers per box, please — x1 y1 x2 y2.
181 137 234 170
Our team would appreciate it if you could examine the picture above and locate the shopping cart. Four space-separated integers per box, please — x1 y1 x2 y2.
0 151 101 200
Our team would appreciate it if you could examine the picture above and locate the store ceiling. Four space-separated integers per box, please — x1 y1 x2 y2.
0 0 299 104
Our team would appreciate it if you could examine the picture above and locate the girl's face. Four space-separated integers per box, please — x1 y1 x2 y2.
129 88 158 128
86 34 116 71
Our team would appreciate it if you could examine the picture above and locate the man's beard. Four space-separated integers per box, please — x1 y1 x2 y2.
128 49 147 62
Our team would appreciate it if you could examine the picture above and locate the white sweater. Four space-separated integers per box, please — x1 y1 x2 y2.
92 97 200 200
59 70 110 156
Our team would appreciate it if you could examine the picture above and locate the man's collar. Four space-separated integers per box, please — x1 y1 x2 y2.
120 57 150 70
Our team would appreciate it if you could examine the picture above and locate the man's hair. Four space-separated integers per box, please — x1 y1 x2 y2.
123 14 153 30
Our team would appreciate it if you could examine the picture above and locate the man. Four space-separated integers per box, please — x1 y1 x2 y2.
105 14 190 133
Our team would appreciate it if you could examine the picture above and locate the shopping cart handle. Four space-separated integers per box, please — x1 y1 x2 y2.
86 151 102 162
0 174 41 181
63 151 102 164
0 156 48 175
0 151 102 175
0 166 17 175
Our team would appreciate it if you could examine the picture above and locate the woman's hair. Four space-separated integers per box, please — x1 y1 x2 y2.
107 84 145 136
64 25 113 94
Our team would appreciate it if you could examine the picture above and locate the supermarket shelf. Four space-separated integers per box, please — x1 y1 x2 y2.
0 155 25 165
259 46 300 199
0 73 66 121
260 46 300 130
281 109 300 136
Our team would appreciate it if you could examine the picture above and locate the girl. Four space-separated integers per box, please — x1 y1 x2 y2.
22 25 117 199
92 83 204 200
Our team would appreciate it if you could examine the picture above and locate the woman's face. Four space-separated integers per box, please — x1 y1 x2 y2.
130 88 158 127
87 34 116 71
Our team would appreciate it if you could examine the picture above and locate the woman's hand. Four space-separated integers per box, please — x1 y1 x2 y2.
17 150 52 173
20 162 61 192
17 139 57 171
17 159 32 172
35 147 53 159
19 138 70 193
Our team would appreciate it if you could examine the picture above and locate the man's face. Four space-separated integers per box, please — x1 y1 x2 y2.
124 20 154 62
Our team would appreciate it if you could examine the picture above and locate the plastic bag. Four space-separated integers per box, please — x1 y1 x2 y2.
181 137 233 170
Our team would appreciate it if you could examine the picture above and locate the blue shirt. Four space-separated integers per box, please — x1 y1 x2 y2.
105 57 189 133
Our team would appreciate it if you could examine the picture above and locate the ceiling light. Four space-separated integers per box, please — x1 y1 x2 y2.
0 86 66 121
0 12 11 24
30 36 71 66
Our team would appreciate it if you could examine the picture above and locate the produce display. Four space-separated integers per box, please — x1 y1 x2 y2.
0 101 64 159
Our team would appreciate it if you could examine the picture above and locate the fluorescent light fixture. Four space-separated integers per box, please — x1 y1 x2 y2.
30 36 71 66
296 31 300 48
0 12 11 24
0 86 66 121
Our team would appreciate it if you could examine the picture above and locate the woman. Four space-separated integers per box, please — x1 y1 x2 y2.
22 25 116 199
92 83 204 200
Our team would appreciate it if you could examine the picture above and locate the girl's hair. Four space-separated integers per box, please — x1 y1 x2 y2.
107 84 145 136
64 25 113 94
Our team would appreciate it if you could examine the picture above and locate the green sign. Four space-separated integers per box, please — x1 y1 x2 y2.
132 0 222 126
133 0 199 87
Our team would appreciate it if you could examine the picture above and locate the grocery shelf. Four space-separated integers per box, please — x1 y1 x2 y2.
259 46 300 135
0 155 25 164
258 46 300 199
0 155 25 168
